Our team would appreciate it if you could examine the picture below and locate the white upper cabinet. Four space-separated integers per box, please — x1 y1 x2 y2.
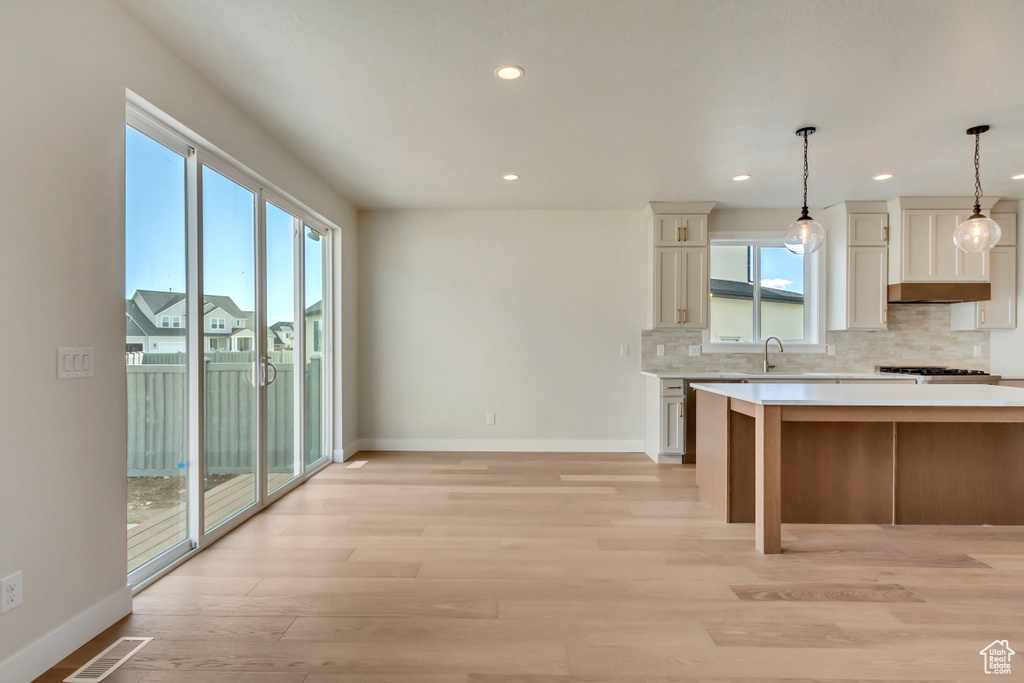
848 213 889 246
951 245 1017 330
653 214 708 247
847 247 889 329
887 198 1000 284
652 246 707 328
645 202 715 330
825 202 889 331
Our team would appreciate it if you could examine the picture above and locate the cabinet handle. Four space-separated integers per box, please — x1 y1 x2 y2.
882 309 887 324
678 401 684 418
675 309 681 324
665 385 682 390
683 226 688 242
682 309 688 324
883 225 889 242
676 225 681 242
980 309 986 325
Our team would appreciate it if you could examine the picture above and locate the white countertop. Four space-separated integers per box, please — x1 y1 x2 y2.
690 382 1024 407
642 371 916 381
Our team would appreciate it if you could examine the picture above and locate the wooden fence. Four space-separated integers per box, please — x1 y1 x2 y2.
127 357 323 476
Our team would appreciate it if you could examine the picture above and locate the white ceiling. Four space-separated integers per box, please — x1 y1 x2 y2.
116 0 1024 210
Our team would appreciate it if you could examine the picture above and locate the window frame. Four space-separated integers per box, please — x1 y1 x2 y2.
702 233 826 354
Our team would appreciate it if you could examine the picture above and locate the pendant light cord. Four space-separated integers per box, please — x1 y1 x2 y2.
801 132 810 219
973 131 982 215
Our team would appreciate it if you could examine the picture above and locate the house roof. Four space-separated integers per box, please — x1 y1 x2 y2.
305 299 322 316
126 300 186 337
270 321 294 333
710 279 804 305
135 290 186 315
204 295 249 320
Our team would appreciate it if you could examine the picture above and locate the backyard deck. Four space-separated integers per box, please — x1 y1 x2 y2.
128 472 293 571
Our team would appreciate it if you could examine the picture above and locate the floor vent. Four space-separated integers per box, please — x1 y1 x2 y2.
64 637 152 682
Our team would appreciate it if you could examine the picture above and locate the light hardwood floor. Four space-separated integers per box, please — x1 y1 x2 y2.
38 452 1024 682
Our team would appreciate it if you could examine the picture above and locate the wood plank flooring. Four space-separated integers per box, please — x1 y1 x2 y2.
38 452 1024 683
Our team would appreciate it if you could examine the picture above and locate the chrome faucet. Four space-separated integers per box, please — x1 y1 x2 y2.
763 336 784 373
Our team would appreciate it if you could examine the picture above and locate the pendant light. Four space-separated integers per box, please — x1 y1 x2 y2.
953 125 1001 253
784 127 826 255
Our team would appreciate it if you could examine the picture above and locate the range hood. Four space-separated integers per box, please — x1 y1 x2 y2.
887 282 991 304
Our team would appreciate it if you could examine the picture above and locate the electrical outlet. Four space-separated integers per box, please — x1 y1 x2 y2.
486 413 496 426
656 344 665 357
2 572 22 614
974 344 983 357
688 345 701 357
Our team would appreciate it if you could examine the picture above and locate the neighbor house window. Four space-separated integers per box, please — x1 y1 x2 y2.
234 319 244 328
172 316 181 328
161 316 170 327
210 318 225 330
708 242 809 343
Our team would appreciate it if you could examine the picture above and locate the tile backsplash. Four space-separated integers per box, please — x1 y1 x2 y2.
641 304 989 373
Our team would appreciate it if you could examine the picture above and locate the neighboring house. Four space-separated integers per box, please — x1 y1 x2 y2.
708 245 805 342
269 322 295 351
305 299 324 360
126 290 257 353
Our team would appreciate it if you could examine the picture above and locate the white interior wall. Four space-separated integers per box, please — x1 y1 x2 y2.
0 2 356 680
990 200 1024 378
357 210 646 450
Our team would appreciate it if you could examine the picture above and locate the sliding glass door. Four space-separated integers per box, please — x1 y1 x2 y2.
265 199 301 493
125 106 333 587
125 122 190 574
304 225 329 467
201 163 259 532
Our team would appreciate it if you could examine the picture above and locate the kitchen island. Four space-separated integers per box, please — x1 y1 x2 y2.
692 382 1024 554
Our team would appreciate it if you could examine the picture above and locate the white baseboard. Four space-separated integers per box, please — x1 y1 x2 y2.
0 585 132 683
334 441 364 462
355 438 644 453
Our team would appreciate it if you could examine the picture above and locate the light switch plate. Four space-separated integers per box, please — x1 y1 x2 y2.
486 413 496 426
974 344 983 357
620 345 629 357
58 348 94 379
826 344 836 357
656 344 665 357
688 345 701 357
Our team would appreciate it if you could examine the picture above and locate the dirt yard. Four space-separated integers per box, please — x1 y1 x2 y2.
127 474 234 526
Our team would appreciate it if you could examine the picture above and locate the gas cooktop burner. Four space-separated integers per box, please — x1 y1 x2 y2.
877 366 990 376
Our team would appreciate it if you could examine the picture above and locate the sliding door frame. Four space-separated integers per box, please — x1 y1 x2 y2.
126 99 337 593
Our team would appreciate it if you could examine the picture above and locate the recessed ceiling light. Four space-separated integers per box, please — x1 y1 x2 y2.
873 173 894 181
1012 173 1024 180
495 66 524 80
732 174 751 181
502 173 520 181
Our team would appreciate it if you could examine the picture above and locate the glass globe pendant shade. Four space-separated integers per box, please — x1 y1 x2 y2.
784 217 825 255
954 214 1001 253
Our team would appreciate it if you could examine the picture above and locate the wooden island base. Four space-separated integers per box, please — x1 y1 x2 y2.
695 388 1024 554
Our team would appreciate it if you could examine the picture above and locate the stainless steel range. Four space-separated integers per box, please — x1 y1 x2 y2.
876 366 1000 384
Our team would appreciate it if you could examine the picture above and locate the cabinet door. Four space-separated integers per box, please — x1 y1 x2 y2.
848 247 888 329
978 247 1016 329
848 213 888 246
679 247 708 328
653 247 683 327
903 210 989 281
661 397 685 454
903 211 934 281
653 214 708 247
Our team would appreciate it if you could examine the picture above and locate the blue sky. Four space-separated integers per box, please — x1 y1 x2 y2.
760 246 804 294
126 126 323 325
